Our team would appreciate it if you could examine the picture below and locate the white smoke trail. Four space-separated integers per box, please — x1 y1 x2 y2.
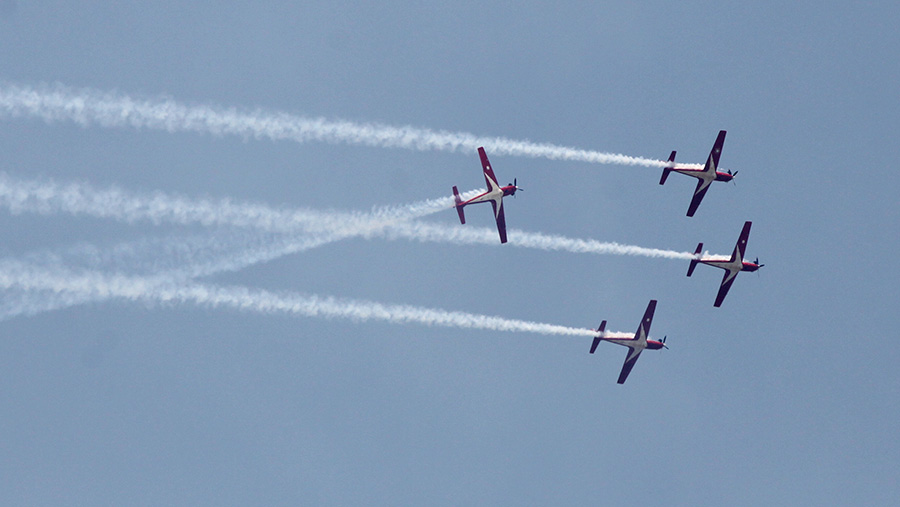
382 222 699 260
0 181 667 334
0 171 480 234
0 222 692 326
0 173 705 260
0 82 700 168
0 260 635 338
11 228 275 275
0 169 464 321
0 229 334 320
0 224 700 323
0 172 696 321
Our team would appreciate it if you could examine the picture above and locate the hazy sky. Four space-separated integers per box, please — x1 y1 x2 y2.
1 2 899 505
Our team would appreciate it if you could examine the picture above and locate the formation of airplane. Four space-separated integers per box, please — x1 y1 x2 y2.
452 147 521 243
688 221 763 307
659 130 737 217
590 300 666 384
448 135 758 384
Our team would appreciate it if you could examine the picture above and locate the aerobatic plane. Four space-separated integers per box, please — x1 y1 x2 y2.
452 147 521 243
688 221 763 307
589 300 666 384
659 130 737 217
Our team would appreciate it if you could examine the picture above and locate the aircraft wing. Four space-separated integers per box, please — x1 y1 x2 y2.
733 221 752 262
617 346 643 384
478 147 501 193
617 300 656 383
635 299 657 340
686 179 712 217
703 130 727 173
490 200 508 243
714 270 738 307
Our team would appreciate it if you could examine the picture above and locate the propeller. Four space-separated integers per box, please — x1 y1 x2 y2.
753 257 765 279
661 335 668 349
727 169 739 186
509 178 523 197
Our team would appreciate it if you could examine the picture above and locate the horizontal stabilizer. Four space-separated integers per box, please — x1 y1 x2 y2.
452 186 465 224
660 151 676 185
590 320 606 354
687 242 703 277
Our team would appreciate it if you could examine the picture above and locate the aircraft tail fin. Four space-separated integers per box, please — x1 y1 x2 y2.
590 320 606 354
660 151 676 185
687 243 703 277
452 186 466 224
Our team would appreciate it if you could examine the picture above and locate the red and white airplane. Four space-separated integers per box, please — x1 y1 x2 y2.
452 147 521 243
589 300 666 384
659 130 736 217
688 221 763 307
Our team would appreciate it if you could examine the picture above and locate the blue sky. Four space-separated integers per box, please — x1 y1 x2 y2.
1 2 899 505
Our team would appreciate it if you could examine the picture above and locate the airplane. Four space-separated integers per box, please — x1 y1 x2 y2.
589 300 666 384
688 221 763 307
659 130 737 217
452 147 521 243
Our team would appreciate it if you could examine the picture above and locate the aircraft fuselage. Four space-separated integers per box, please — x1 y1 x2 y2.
671 167 734 183
599 335 665 351
458 185 518 208
698 257 760 274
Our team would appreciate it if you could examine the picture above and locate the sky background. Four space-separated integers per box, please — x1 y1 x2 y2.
1 1 899 505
